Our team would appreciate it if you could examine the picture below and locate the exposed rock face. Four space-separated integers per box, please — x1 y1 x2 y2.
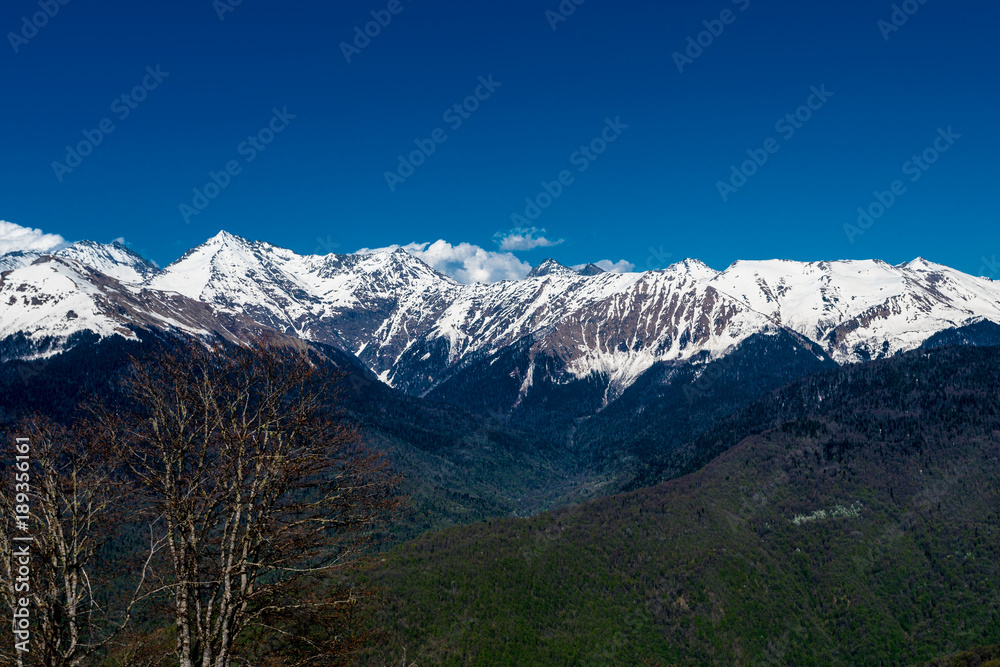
4 234 1000 409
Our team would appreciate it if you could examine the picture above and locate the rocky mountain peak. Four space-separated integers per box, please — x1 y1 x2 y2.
527 258 577 278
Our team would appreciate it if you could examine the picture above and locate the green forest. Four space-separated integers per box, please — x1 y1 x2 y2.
3 340 1000 665
370 347 1000 665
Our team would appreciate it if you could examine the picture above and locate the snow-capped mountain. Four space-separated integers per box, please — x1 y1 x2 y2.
138 234 773 395
3 231 1000 406
0 241 159 282
527 258 584 278
710 258 1000 362
0 250 42 273
56 240 160 283
145 232 461 368
0 252 283 358
526 258 607 278
575 263 607 277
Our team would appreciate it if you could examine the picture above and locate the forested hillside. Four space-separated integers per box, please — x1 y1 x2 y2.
0 330 841 534
372 346 1000 665
0 334 564 539
913 643 1000 667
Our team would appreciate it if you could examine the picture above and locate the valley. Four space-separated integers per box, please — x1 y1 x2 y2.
3 237 1000 665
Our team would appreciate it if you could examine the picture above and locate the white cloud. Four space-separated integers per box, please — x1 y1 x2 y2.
594 259 635 273
495 227 564 252
355 240 531 284
0 221 68 255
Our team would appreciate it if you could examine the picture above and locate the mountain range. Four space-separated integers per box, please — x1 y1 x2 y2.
5 233 1000 664
4 232 1000 409
7 231 1000 508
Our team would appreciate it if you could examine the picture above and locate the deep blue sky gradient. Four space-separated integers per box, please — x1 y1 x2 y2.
1 0 997 274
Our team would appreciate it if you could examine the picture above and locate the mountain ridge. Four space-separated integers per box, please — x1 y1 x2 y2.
3 233 999 410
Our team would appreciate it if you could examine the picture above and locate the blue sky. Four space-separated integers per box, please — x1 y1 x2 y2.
1 0 998 279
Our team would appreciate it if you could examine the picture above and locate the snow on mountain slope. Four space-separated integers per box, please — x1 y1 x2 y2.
146 232 460 354
399 258 763 393
134 235 770 393
0 251 42 273
0 255 280 359
4 230 1000 397
0 257 135 345
526 258 579 278
147 231 324 333
56 240 160 283
1 241 159 283
709 258 1000 362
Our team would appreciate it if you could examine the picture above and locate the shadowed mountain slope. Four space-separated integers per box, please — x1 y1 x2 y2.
373 346 1000 666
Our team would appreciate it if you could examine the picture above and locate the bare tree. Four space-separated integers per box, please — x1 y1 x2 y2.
99 342 402 667
0 417 159 667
